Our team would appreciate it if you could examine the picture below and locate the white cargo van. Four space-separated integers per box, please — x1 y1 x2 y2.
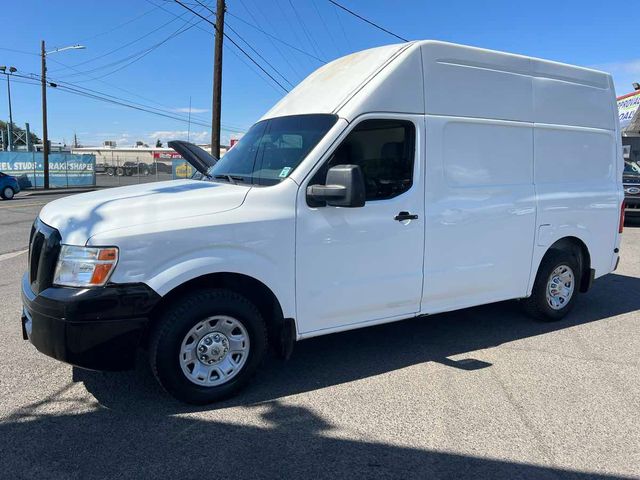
21 41 624 404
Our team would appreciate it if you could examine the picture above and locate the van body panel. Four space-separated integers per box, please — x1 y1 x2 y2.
39 180 250 245
261 44 408 121
421 43 534 123
337 45 426 120
295 114 425 334
421 115 537 312
88 179 299 320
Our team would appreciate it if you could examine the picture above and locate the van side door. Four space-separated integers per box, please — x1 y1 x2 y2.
421 117 536 312
295 114 425 335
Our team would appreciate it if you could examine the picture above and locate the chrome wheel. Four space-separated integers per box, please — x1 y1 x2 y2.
545 265 575 310
179 315 250 387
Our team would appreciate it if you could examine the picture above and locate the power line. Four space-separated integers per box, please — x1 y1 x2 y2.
238 0 305 81
74 6 160 44
287 0 325 61
61 14 203 83
311 0 341 58
7 71 245 133
224 22 295 88
326 0 408 42
0 47 39 56
51 6 194 76
147 0 293 93
173 0 290 93
190 0 294 88
46 56 226 128
225 11 324 64
330 0 352 52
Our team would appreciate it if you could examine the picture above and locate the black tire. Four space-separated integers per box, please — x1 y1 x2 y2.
116 167 124 176
149 289 268 404
106 167 115 176
523 249 581 321
1 186 15 200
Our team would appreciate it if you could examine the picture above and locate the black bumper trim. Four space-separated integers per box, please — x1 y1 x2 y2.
21 273 160 371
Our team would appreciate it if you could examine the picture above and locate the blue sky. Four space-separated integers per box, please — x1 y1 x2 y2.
0 0 636 147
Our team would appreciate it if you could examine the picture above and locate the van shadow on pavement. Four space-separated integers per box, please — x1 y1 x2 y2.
0 384 631 479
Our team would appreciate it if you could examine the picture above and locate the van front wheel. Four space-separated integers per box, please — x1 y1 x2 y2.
523 249 581 321
149 289 268 404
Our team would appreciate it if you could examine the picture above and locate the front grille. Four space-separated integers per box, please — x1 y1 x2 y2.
28 218 61 294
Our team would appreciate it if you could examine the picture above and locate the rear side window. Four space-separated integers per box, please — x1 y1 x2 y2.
317 119 415 201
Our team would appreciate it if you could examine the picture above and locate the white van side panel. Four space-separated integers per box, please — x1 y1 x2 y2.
336 45 425 120
419 42 533 123
421 116 536 313
531 60 614 131
415 41 619 312
531 125 619 282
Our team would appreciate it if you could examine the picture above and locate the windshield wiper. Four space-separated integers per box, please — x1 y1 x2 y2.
213 174 246 185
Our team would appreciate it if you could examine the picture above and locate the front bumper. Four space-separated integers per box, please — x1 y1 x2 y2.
21 273 160 371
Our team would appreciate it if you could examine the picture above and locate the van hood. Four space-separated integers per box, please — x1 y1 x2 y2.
39 179 250 245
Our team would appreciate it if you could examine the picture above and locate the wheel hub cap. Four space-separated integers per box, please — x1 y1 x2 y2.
545 265 575 310
196 332 230 364
179 315 250 387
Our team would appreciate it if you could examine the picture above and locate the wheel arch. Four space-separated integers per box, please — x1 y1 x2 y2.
145 272 294 353
533 236 592 294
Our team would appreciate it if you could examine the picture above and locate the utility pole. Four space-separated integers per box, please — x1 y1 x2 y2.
211 0 225 158
41 40 50 189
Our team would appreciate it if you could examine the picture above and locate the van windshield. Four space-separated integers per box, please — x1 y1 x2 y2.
207 114 338 186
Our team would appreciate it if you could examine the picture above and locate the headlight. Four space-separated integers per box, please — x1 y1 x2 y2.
53 245 119 287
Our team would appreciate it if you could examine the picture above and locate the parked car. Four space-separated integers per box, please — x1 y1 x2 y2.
0 171 20 200
623 159 640 215
21 41 624 404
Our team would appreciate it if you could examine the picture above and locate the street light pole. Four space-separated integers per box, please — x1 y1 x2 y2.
41 40 49 187
6 71 13 151
0 65 17 151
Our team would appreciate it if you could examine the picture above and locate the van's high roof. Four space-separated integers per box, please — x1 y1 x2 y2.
262 40 615 132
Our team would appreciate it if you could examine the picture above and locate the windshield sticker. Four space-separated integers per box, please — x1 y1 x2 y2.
279 167 292 178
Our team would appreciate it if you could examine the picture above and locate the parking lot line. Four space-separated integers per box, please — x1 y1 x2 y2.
0 249 28 262
0 202 48 210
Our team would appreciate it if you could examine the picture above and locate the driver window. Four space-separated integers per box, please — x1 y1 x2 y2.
313 119 415 201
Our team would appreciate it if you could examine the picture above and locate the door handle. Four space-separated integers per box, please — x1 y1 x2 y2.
394 211 419 221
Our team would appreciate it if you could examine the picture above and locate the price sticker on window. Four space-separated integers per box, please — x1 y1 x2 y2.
279 167 292 178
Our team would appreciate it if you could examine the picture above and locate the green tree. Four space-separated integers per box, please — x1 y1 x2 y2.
155 138 163 148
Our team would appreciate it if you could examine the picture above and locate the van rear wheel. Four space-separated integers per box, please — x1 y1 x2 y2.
523 249 581 321
149 289 267 404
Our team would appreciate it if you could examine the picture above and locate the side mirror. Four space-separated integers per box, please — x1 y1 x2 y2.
307 164 365 208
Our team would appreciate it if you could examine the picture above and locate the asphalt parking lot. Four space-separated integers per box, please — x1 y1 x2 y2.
1 192 639 479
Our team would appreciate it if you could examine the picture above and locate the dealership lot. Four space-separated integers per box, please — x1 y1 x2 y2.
0 194 639 479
